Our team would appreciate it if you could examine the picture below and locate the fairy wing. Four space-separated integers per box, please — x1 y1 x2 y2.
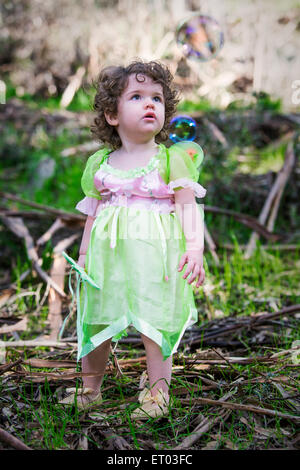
62 251 100 289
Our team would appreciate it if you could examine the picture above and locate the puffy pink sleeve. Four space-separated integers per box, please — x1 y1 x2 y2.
75 197 100 217
75 148 110 216
167 142 206 198
168 178 206 198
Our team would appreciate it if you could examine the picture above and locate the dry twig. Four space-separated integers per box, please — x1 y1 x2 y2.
179 397 300 422
0 426 32 450
0 215 66 298
245 142 295 258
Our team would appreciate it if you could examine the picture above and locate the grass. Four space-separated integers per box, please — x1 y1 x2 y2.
4 78 96 112
1 238 299 450
3 354 297 451
3 380 81 449
198 238 300 321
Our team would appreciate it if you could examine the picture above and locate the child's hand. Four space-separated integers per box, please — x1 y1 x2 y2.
177 249 205 288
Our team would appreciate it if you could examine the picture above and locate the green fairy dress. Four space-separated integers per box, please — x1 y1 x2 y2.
62 142 206 361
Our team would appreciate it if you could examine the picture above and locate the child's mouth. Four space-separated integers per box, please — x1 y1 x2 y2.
143 113 156 121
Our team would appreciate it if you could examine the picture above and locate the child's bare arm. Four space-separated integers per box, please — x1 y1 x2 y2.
174 188 205 288
79 215 95 255
77 211 97 268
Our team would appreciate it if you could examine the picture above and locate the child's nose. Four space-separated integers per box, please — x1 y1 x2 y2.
144 98 155 108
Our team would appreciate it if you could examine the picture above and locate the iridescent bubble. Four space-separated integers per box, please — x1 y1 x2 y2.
176 14 224 62
169 115 196 143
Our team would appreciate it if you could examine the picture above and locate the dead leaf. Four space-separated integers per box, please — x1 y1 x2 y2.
254 425 276 439
224 439 239 450
23 358 76 368
0 290 14 308
138 370 148 389
192 364 211 370
240 416 251 427
202 440 219 450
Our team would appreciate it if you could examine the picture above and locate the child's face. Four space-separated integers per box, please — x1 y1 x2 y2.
105 74 165 144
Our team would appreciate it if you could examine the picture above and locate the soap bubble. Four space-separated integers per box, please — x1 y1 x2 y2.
169 115 196 143
176 14 224 61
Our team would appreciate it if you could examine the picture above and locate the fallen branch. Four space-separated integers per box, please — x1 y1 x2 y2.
0 358 23 376
174 409 231 450
47 253 67 339
36 218 67 246
245 142 295 258
8 370 106 380
250 303 300 324
0 216 66 298
23 358 76 368
0 427 32 450
60 66 85 109
0 340 75 348
182 322 248 345
0 317 28 334
179 397 300 422
181 304 300 347
221 243 300 251
184 357 278 365
203 205 281 241
173 389 236 449
0 210 73 219
0 192 84 222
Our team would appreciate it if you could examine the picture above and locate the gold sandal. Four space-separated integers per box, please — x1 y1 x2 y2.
130 388 169 420
58 387 103 410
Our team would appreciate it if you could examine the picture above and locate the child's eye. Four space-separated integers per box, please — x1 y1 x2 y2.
131 94 140 100
153 96 162 102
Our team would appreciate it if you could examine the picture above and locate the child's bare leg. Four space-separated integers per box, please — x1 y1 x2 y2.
141 333 172 399
81 337 112 392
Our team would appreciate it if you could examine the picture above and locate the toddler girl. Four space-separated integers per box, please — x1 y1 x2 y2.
59 60 206 419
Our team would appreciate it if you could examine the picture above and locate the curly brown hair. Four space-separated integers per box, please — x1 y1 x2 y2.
90 59 180 149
